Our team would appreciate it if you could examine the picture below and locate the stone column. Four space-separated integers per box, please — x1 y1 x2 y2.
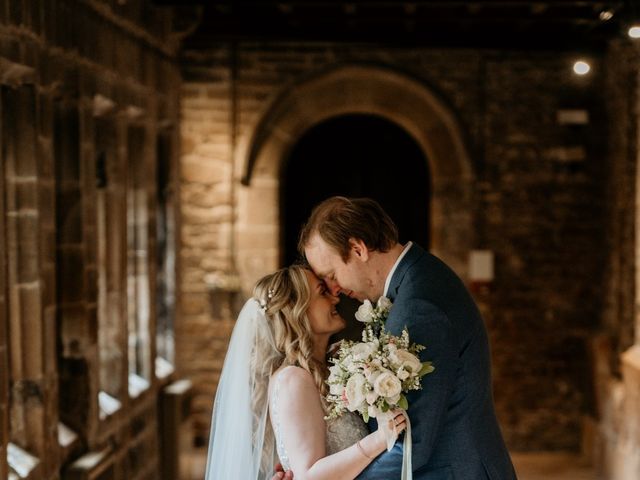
4 83 59 478
0 88 9 480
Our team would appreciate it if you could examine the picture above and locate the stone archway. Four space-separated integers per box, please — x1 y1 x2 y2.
236 64 475 290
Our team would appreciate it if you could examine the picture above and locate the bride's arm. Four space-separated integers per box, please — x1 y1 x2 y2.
273 367 389 480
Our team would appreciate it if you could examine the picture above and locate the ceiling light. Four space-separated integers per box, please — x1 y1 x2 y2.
599 10 614 21
629 25 640 39
573 61 591 75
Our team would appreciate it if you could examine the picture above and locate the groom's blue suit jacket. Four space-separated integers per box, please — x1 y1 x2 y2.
357 244 517 480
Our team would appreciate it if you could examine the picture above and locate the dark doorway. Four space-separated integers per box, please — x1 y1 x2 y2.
281 114 431 266
281 114 431 340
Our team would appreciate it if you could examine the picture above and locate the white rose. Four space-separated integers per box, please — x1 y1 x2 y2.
397 368 410 381
377 296 392 311
351 342 376 361
366 368 381 385
365 390 378 405
330 383 344 396
355 300 375 323
391 349 422 374
373 371 402 399
342 356 357 373
370 358 383 369
387 394 401 405
345 373 367 411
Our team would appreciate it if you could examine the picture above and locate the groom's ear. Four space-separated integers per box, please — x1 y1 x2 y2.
348 238 369 262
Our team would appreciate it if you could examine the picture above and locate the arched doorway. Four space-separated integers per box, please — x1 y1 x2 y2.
236 64 474 293
281 114 430 266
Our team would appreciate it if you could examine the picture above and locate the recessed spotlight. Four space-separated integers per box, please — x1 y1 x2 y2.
629 25 640 39
599 10 614 21
573 61 591 75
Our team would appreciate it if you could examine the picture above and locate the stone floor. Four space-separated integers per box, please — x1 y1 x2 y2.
511 452 597 480
184 449 597 479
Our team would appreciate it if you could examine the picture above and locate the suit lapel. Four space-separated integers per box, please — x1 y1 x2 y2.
386 243 424 302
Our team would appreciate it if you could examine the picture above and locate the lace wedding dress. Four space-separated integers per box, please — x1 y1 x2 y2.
270 373 369 471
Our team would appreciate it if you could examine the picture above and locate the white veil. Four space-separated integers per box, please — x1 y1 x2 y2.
205 298 282 479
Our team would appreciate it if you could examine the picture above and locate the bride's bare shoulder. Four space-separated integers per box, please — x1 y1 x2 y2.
271 365 316 392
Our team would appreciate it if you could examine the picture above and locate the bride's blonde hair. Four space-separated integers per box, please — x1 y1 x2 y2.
253 265 329 398
249 265 330 472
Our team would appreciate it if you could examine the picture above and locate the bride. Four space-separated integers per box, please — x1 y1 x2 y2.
205 265 406 479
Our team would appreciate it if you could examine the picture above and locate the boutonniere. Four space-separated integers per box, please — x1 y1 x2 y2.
355 296 392 328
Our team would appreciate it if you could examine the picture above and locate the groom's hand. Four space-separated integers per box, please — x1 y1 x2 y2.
272 463 294 480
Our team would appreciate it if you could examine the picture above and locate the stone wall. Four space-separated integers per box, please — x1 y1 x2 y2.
0 1 181 479
589 40 640 479
180 43 608 450
0 79 9 480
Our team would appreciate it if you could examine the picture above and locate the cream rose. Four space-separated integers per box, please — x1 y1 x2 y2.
345 373 367 411
391 349 422 374
355 300 375 323
373 371 402 399
330 383 344 396
351 342 376 361
377 296 392 311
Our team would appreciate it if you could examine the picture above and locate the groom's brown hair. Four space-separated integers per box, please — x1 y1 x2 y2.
298 196 399 262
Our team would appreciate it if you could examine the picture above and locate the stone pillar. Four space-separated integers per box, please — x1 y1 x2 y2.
0 89 9 480
3 83 60 478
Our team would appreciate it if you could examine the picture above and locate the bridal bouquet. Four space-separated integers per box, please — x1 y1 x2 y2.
325 297 434 424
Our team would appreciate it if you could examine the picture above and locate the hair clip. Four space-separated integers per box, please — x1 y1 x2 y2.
268 288 274 299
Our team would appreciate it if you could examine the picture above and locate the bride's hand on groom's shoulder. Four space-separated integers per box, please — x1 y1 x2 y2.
272 463 294 480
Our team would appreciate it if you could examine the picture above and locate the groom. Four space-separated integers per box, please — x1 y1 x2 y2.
296 196 516 479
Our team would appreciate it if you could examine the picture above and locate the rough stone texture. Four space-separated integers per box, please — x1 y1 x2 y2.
1 1 181 479
588 41 640 480
0 95 8 479
601 41 638 375
179 43 609 449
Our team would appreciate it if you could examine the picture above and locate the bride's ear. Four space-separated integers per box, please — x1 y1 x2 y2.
348 238 369 262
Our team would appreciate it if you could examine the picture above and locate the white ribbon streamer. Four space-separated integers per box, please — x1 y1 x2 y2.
378 410 412 480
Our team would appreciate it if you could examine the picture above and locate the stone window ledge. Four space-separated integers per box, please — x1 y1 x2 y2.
58 422 80 463
98 391 122 421
128 373 150 399
7 443 39 479
156 356 175 382
65 448 112 479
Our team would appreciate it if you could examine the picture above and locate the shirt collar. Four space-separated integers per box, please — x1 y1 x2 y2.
383 241 413 298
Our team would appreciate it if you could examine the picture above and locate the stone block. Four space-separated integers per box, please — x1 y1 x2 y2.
43 306 57 376
181 157 229 184
241 187 278 227
181 205 216 226
180 293 209 316
14 180 38 211
18 283 43 378
181 268 206 287
6 211 39 284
